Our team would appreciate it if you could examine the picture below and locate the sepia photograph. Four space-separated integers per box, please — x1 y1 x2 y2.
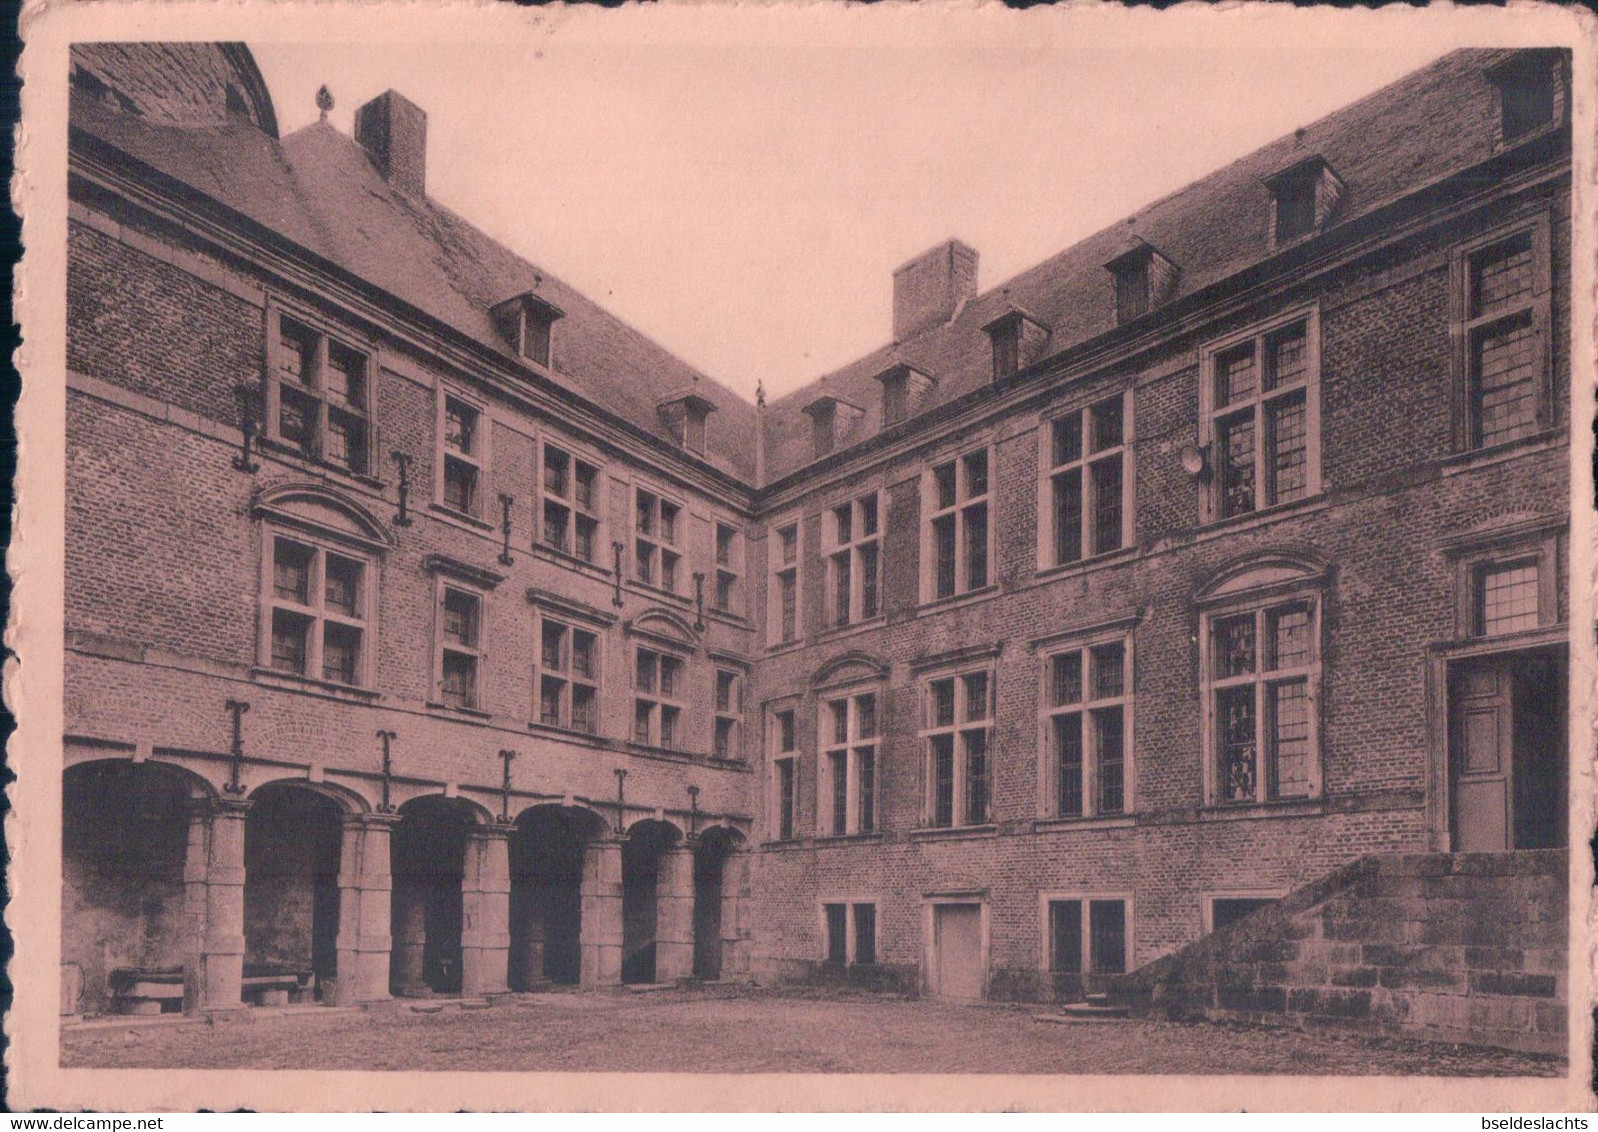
9 0 1595 1113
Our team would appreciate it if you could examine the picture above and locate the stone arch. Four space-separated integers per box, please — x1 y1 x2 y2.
249 776 371 815
810 649 891 688
62 759 209 1015
389 795 483 996
242 781 347 1002
620 819 684 984
627 608 701 650
507 803 609 988
252 481 396 551
1194 547 1330 604
692 825 749 981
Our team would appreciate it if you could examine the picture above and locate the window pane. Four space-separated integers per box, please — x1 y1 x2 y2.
325 408 367 472
1095 708 1125 814
857 748 875 833
574 516 598 563
964 730 989 824
278 388 315 452
714 717 735 759
716 670 736 713
542 621 565 671
830 699 850 746
933 514 957 599
633 700 652 745
571 685 596 734
1265 393 1307 505
324 556 361 618
716 524 736 566
543 501 570 552
777 758 796 840
963 450 988 498
1049 900 1083 974
777 710 796 753
659 502 679 544
833 504 853 547
965 503 989 590
830 753 849 836
1215 343 1257 406
540 675 564 727
1265 323 1308 390
270 609 310 674
659 706 679 749
853 904 877 966
779 572 797 641
1267 680 1312 799
1051 652 1083 707
1116 264 1149 323
273 541 313 604
1055 714 1084 817
1266 604 1313 670
325 342 366 409
780 525 798 565
860 495 879 537
856 694 878 740
1472 313 1539 448
442 590 479 648
440 652 477 709
444 401 476 455
322 623 361 685
1053 468 1083 564
931 734 955 827
574 462 598 511
860 543 880 619
1478 562 1540 636
278 322 315 385
659 656 681 699
444 457 477 515
832 551 851 626
1217 413 1256 518
1090 398 1123 453
1275 178 1316 242
636 649 656 694
544 447 569 498
931 679 956 728
526 312 553 367
572 631 596 679
1091 456 1123 554
1212 614 1256 678
661 551 678 592
934 462 958 510
825 904 848 964
1501 73 1555 140
715 570 735 612
1052 412 1083 467
1090 643 1125 699
1218 685 1257 803
1089 900 1127 975
963 673 989 721
1471 234 1535 317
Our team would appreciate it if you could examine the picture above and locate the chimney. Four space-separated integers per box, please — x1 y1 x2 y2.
355 90 427 196
892 239 978 341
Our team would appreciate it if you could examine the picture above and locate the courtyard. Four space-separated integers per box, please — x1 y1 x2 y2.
61 985 1564 1076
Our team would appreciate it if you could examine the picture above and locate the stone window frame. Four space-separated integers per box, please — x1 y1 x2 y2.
434 386 492 524
816 683 881 838
632 483 685 595
824 489 883 629
1448 213 1555 455
1035 619 1136 822
767 698 802 841
1440 519 1563 643
1197 304 1323 525
533 610 602 736
819 898 879 966
1038 890 1135 977
920 444 994 604
919 661 996 830
712 664 746 761
258 527 376 690
262 300 379 480
632 640 689 752
431 576 489 714
712 520 744 616
1037 387 1135 572
767 515 804 648
1198 581 1326 808
538 438 605 566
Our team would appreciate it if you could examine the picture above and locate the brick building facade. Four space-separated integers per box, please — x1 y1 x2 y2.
60 43 1571 1034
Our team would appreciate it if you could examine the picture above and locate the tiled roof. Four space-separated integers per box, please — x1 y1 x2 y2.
70 82 758 482
762 48 1536 483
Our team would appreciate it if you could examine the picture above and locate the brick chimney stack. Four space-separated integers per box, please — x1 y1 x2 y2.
355 90 427 196
892 238 979 342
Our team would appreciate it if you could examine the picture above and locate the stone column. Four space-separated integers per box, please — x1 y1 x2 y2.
579 838 624 987
654 843 696 982
720 851 751 980
333 813 398 1006
182 797 250 1013
460 824 511 997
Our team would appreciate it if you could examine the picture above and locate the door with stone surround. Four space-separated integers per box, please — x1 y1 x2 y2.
931 903 984 1000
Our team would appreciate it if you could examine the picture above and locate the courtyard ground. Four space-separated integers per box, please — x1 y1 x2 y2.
61 984 1564 1076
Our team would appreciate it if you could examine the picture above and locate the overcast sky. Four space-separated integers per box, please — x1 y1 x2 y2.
249 14 1455 402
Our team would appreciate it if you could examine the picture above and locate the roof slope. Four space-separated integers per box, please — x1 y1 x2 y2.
763 48 1534 483
70 76 758 481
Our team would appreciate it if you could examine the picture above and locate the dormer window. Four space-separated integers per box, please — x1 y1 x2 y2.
1264 157 1343 248
491 292 565 370
802 395 864 459
875 363 936 427
657 390 717 456
1103 243 1179 327
1488 50 1564 146
980 307 1049 382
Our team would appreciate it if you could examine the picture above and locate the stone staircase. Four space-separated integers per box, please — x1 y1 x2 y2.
1111 850 1568 1055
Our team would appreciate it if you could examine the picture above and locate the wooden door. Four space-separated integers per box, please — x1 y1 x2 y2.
1450 660 1514 852
933 904 984 1000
